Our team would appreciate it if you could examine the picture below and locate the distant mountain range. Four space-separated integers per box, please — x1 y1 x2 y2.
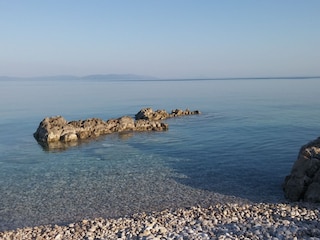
82 74 158 80
0 74 158 81
1 74 320 81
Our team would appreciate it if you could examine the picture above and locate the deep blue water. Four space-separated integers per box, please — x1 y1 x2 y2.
1 78 320 231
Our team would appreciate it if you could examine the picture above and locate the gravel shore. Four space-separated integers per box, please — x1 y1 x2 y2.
1 202 319 240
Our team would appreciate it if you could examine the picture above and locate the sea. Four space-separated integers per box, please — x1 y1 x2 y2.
0 77 320 231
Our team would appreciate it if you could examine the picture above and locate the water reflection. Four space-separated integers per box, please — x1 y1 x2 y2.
34 132 137 152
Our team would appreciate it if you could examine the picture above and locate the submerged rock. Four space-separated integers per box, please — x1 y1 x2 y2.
283 137 320 202
34 108 200 150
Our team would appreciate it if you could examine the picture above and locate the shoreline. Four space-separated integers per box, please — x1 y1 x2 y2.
1 201 319 239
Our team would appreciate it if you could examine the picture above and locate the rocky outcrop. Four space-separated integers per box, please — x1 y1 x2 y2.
34 116 168 145
135 108 200 121
34 108 200 149
283 137 320 202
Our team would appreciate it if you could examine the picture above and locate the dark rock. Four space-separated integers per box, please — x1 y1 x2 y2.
283 137 320 202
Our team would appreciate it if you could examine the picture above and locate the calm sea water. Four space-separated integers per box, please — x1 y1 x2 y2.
1 78 320 230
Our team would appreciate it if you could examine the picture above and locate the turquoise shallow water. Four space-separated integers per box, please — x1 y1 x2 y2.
1 78 320 230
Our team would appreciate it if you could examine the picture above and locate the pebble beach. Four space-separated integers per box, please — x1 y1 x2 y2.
1 202 319 240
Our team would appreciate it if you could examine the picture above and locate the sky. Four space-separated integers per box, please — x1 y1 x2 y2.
0 1 320 79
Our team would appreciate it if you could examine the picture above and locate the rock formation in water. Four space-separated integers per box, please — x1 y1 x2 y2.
34 108 200 149
283 137 320 202
135 108 200 121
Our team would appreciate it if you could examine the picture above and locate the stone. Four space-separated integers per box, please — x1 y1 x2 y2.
283 137 320 202
135 108 170 121
170 108 200 117
2 203 320 239
135 108 156 120
117 116 135 132
304 169 320 202
33 116 68 143
61 132 78 142
135 108 200 121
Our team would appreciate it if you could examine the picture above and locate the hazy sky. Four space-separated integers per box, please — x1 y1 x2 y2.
1 1 319 78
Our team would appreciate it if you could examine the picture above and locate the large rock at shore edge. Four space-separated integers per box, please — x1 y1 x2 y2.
283 137 320 202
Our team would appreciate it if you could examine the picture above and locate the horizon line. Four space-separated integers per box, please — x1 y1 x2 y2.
0 74 320 81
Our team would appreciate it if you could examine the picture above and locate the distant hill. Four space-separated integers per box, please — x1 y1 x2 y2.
0 74 158 81
1 74 319 82
82 74 157 80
